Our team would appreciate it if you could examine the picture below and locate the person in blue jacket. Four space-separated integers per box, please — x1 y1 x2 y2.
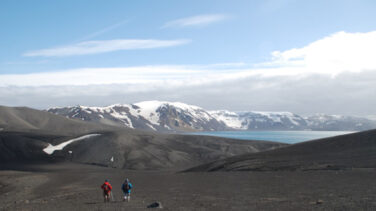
121 178 133 201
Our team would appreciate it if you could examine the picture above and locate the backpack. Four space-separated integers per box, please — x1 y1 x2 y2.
123 182 130 191
103 184 110 192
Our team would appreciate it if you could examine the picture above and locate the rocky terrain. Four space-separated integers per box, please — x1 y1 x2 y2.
1 163 376 210
47 101 376 132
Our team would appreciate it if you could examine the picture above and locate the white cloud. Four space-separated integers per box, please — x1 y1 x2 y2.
23 39 190 57
162 14 229 28
0 65 254 87
9 31 376 86
261 31 376 76
77 19 129 41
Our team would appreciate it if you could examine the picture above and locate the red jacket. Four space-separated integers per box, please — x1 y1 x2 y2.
101 182 112 193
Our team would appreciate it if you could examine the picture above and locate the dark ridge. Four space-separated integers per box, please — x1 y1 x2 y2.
186 129 376 172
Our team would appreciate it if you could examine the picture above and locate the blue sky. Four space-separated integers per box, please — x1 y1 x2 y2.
1 0 376 117
2 0 375 73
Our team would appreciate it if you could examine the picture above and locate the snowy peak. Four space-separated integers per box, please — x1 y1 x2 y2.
134 101 223 131
135 100 205 112
133 100 211 126
49 104 136 128
209 110 244 129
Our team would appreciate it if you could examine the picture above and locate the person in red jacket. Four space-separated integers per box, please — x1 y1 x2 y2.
101 179 113 203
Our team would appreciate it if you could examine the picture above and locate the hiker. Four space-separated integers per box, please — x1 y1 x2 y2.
121 178 133 201
101 179 113 203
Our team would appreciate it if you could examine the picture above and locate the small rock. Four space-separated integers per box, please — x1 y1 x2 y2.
316 200 324 204
309 199 324 205
147 201 163 208
25 200 29 204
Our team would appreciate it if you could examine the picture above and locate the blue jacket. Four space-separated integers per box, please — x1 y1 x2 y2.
122 182 133 193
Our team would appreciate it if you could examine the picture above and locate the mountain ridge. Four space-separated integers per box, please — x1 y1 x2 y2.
47 101 376 132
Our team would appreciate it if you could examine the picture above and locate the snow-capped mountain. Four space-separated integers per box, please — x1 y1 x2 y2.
48 101 376 132
209 110 307 130
305 114 376 131
210 111 376 131
48 101 228 132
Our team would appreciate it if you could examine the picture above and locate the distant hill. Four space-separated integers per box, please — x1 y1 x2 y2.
186 129 376 172
0 105 114 136
47 101 376 132
0 105 286 170
304 113 376 131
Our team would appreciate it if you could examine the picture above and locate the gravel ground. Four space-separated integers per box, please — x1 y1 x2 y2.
1 163 376 210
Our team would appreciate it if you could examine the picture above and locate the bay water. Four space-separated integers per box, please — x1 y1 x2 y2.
188 130 355 144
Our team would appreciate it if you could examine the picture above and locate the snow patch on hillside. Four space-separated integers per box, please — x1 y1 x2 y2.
209 110 244 129
43 134 101 155
109 108 134 128
133 101 161 125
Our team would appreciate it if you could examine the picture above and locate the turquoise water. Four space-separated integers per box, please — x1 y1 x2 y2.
188 131 355 144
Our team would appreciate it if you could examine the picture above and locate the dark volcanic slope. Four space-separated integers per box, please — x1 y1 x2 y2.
188 129 376 172
0 131 58 162
0 130 286 170
64 131 286 170
0 106 114 136
0 105 286 170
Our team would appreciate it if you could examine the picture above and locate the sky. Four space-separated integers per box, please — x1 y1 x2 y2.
1 0 376 117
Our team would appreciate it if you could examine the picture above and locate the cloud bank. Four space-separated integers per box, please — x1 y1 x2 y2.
23 39 190 57
1 71 375 117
